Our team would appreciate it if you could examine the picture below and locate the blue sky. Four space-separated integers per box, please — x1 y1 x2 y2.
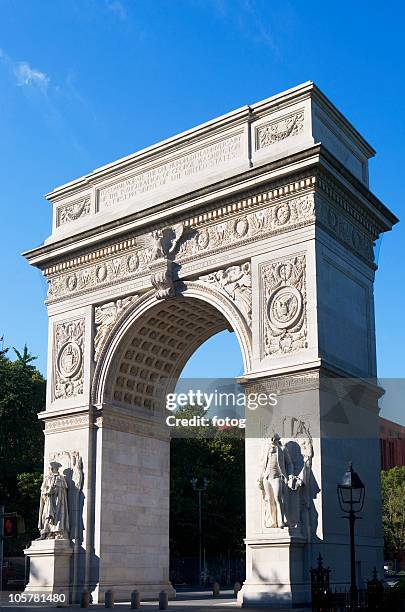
0 1 404 394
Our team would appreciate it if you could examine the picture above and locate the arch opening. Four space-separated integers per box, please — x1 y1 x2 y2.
90 290 249 599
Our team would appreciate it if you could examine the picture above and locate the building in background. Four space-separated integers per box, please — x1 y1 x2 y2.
380 416 405 470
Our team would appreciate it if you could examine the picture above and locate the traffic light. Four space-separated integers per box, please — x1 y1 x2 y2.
2 513 24 537
3 515 17 538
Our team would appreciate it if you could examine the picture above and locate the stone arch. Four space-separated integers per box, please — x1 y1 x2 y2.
92 281 252 411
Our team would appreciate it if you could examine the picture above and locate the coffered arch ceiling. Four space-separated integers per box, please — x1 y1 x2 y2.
93 283 252 414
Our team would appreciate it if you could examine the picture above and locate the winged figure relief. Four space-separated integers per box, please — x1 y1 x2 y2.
137 223 185 262
94 297 134 361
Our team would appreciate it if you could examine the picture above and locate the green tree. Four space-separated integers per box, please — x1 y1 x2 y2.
381 467 405 562
170 405 245 582
0 346 46 550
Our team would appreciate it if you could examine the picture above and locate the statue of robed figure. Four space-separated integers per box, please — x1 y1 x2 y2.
37 461 70 540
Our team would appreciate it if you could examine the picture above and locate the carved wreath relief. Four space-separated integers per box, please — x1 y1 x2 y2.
256 111 304 150
56 196 91 227
54 318 85 399
261 254 307 356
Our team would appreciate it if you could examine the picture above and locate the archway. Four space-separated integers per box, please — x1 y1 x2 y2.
24 83 395 607
88 286 250 601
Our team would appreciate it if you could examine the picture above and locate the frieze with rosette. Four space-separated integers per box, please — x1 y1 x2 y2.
46 192 316 302
261 254 307 357
53 318 85 400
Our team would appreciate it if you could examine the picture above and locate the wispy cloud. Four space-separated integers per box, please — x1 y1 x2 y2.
104 0 127 20
0 47 93 162
14 61 50 90
0 48 50 94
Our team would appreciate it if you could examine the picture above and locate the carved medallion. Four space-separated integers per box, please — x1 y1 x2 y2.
57 341 82 379
96 264 107 282
268 286 302 330
197 229 210 249
274 204 291 225
66 274 77 291
127 253 139 272
261 254 307 357
234 217 249 237
53 318 85 400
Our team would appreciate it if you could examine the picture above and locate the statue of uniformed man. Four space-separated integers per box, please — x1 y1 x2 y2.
258 433 293 528
37 461 69 540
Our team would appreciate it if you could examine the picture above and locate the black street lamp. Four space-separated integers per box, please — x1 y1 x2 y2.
191 477 209 586
337 463 365 608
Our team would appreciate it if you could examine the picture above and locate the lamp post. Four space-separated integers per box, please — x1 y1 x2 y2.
337 463 365 608
191 477 209 586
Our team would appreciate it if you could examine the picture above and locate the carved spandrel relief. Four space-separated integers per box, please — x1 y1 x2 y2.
56 196 91 227
256 111 304 150
199 262 252 326
261 254 307 357
94 295 137 361
53 318 85 400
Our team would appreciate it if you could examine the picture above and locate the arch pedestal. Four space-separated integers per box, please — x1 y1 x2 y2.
24 82 397 607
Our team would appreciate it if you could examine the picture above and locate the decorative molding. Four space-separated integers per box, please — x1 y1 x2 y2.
256 111 304 150
199 262 252 326
44 414 91 433
53 318 85 400
47 250 150 301
45 190 315 303
243 371 320 396
44 178 315 276
317 196 374 262
44 172 379 303
260 254 307 357
94 295 137 362
178 193 315 262
56 197 91 227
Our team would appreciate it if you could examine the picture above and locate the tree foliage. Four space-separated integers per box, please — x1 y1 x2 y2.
0 346 45 548
170 405 245 564
381 467 405 560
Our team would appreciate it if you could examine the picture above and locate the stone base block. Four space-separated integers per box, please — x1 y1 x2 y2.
239 535 310 608
24 539 73 599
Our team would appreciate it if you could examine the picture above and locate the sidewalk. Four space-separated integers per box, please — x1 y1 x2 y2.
0 589 310 611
